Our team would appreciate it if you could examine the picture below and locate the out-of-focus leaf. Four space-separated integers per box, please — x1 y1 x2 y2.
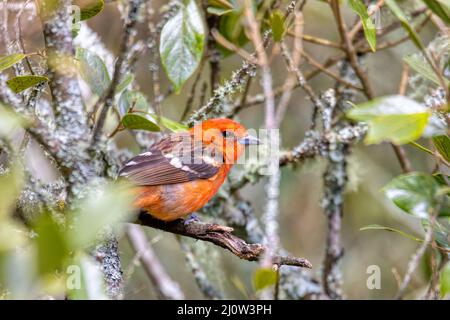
208 0 233 9
0 248 34 299
6 75 48 93
207 6 233 16
269 10 286 42
0 105 28 138
0 220 27 252
121 113 161 132
360 224 423 242
0 154 23 211
441 262 450 298
422 218 450 250
118 90 149 116
116 74 134 94
423 0 450 24
385 0 425 50
382 172 442 219
160 0 205 93
68 182 134 249
67 253 108 300
33 214 68 276
404 54 450 86
433 135 450 162
0 53 27 72
349 0 376 52
253 267 277 291
74 0 105 21
76 47 110 96
0 165 23 220
148 114 188 132
346 95 430 144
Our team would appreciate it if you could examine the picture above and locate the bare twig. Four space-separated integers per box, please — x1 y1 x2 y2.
125 224 185 300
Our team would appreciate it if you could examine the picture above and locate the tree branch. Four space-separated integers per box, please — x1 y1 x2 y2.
137 212 312 269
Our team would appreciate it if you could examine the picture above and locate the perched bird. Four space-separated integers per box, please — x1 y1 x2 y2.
119 118 260 221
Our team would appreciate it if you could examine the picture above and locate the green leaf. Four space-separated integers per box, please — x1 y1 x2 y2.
404 54 450 86
68 182 134 249
148 114 188 132
0 53 27 72
346 95 430 145
76 47 110 96
382 172 442 218
360 224 423 242
441 262 450 298
253 267 277 292
433 135 450 163
160 0 205 93
269 10 286 42
121 113 161 132
116 74 134 94
423 0 450 24
6 75 48 93
208 0 234 10
118 90 150 116
385 0 425 51
207 6 233 16
74 0 105 21
349 0 376 52
33 214 68 276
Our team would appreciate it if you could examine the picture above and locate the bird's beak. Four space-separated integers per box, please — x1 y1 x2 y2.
238 134 261 145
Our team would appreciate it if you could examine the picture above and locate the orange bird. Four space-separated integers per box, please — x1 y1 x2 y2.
119 118 260 221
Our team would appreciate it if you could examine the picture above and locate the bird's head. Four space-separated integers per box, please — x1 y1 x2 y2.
190 118 260 164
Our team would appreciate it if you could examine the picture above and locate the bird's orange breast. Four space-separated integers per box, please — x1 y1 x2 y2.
133 166 229 221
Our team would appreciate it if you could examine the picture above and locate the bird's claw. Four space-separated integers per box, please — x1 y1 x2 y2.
183 213 200 226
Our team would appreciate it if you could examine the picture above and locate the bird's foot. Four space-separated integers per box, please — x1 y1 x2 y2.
183 213 200 226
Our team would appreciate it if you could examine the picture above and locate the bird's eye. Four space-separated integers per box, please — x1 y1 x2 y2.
222 130 235 139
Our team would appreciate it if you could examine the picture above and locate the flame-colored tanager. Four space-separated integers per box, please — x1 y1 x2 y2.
119 118 260 221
